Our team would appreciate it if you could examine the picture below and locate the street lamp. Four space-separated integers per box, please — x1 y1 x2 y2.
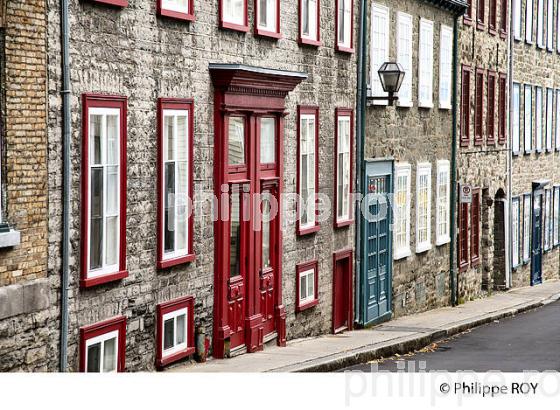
368 62 405 106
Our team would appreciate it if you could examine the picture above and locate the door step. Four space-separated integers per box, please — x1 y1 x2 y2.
263 331 277 346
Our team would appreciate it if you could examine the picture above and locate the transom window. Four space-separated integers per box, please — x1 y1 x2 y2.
298 107 319 234
416 163 432 253
336 110 352 225
436 160 450 245
394 163 411 259
300 0 320 43
337 0 353 51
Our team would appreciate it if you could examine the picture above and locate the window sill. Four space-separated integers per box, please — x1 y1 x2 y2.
436 236 450 246
156 346 195 369
0 229 21 248
463 16 473 26
336 44 354 54
523 258 531 265
158 9 195 22
488 27 497 36
524 150 533 155
255 28 282 39
499 30 507 40
89 0 128 6
415 243 432 254
394 248 411 260
299 37 322 47
474 138 484 146
513 36 522 42
297 224 320 236
418 101 433 109
334 218 353 228
459 261 469 272
471 257 480 267
220 21 250 33
296 298 318 313
438 103 452 110
157 253 196 270
512 150 520 156
476 22 485 31
80 270 128 288
397 100 413 108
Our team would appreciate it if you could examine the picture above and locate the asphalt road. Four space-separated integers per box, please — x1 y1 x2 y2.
341 300 560 372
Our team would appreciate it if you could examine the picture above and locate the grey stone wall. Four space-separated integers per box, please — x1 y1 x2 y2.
511 0 560 287
364 0 456 317
46 0 357 371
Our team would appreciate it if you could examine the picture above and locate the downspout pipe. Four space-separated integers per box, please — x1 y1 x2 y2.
354 0 367 324
506 0 513 289
59 0 71 372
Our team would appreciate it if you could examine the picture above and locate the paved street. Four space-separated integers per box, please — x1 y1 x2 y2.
341 301 560 372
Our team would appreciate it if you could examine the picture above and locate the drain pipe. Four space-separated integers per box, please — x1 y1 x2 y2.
59 0 71 372
354 0 367 324
450 13 460 307
506 0 513 289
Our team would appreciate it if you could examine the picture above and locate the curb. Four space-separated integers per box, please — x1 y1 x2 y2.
271 293 560 373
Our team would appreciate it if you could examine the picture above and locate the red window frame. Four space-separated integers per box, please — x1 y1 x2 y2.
334 108 354 227
254 0 282 39
219 0 249 32
79 316 126 372
460 65 471 147
298 0 322 46
498 73 507 144
464 0 473 25
458 200 469 271
335 0 354 53
157 0 195 22
474 68 485 146
156 98 195 269
477 0 485 29
499 0 508 38
487 70 497 144
488 0 497 34
156 295 195 368
295 260 319 312
87 0 128 6
470 189 481 266
297 106 320 236
80 94 128 288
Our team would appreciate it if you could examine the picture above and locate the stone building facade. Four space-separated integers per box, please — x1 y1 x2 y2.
0 0 55 371
44 0 357 371
510 0 560 287
361 0 463 322
456 0 509 301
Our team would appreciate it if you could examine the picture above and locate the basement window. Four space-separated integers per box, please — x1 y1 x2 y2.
88 0 128 6
158 0 195 21
156 296 195 368
296 260 318 312
80 316 126 372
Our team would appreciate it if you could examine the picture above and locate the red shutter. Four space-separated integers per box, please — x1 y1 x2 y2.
487 71 496 144
499 0 508 37
458 198 469 271
477 0 485 28
461 66 471 147
471 190 480 265
498 73 507 144
474 69 484 145
489 0 497 33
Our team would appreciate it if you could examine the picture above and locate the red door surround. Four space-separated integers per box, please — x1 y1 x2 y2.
209 64 306 358
333 249 353 334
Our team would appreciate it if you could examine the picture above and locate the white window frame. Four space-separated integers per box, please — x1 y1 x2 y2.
418 18 434 108
337 0 352 49
299 113 317 230
415 162 432 253
536 86 543 152
336 114 352 223
300 0 319 42
162 0 189 14
556 89 560 150
369 3 389 104
526 0 534 43
87 107 121 279
547 0 554 50
85 330 119 373
396 12 413 107
161 307 189 359
523 194 531 262
512 197 521 267
546 88 553 151
394 163 411 259
299 267 316 305
435 160 450 246
554 186 560 246
512 83 521 154
524 85 533 153
223 0 246 26
513 0 522 40
162 109 191 262
257 0 278 33
537 0 545 48
439 25 453 110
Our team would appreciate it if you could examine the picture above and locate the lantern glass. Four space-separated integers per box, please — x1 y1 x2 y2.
377 62 405 94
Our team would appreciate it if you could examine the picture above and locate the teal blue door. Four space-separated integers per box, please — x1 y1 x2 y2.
359 160 393 326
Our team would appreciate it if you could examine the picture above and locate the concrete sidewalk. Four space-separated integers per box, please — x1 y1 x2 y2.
170 280 560 373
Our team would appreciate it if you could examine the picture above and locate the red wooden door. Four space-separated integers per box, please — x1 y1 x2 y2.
333 250 353 333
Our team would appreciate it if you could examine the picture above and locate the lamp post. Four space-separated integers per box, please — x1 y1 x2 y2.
367 62 405 106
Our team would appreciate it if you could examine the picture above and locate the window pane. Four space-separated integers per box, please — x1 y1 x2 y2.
259 0 267 26
176 115 188 161
164 318 174 350
105 216 118 266
262 194 271 269
230 187 241 277
176 314 186 345
106 166 118 215
260 117 275 163
165 162 175 253
307 272 314 298
90 168 103 270
87 343 101 372
224 0 244 25
103 337 116 372
300 274 307 300
90 115 102 165
165 116 174 161
106 115 118 165
228 117 245 165
176 161 188 252
303 0 309 35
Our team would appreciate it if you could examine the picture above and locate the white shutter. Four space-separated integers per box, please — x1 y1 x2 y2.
397 12 413 107
547 88 553 151
370 3 389 104
439 25 453 109
526 0 534 43
547 0 554 50
536 87 543 152
524 85 533 152
512 83 521 154
537 0 545 47
418 19 434 108
513 0 522 39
